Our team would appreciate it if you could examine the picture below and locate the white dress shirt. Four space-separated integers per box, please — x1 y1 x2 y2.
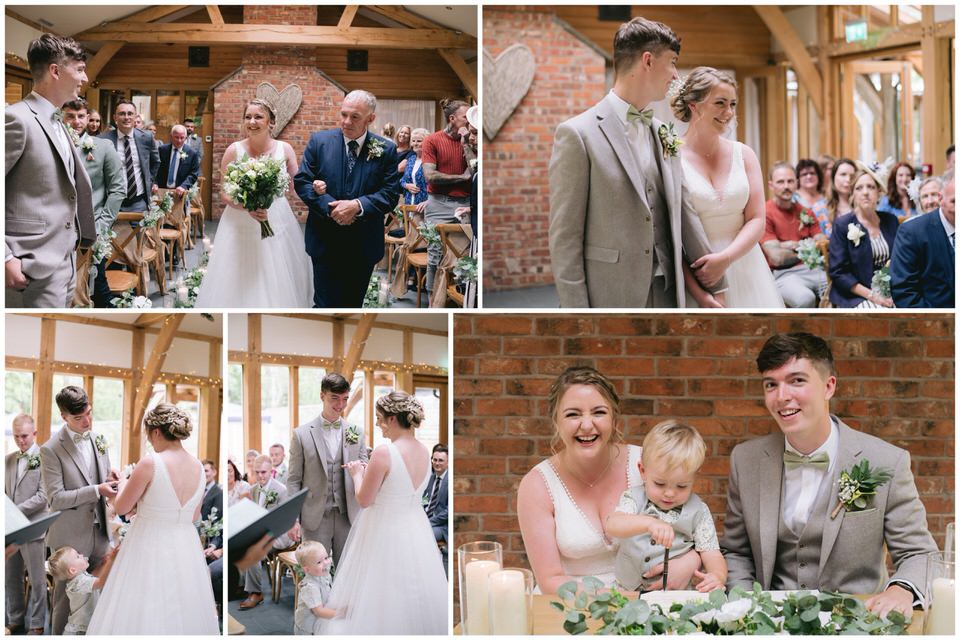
114 130 145 196
65 426 96 473
782 419 839 532
939 210 955 248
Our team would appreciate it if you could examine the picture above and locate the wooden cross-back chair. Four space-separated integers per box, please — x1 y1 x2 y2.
189 176 207 245
156 189 189 279
432 223 472 307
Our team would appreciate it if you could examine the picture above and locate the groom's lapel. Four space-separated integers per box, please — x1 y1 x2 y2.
59 427 94 486
650 119 679 215
308 418 331 474
756 434 784 587
818 419 862 575
595 101 647 205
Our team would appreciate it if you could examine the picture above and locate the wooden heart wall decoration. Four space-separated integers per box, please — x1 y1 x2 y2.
482 44 536 140
256 82 303 137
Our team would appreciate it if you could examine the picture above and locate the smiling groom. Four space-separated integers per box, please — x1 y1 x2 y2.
720 333 937 618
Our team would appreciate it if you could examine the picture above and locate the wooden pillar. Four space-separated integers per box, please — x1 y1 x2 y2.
83 376 94 402
244 314 262 455
797 81 810 160
200 339 221 464
364 369 374 448
34 319 56 445
817 6 838 156
921 6 952 174
332 319 345 372
124 328 146 466
289 365 299 436
400 329 414 393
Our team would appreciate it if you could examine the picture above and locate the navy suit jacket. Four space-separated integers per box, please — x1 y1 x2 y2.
99 128 161 195
294 129 400 266
156 143 200 190
889 209 955 308
828 211 899 307
422 471 448 542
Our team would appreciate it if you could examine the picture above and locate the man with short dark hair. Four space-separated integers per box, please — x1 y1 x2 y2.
99 99 160 212
549 17 721 308
62 98 125 307
760 162 826 307
269 443 287 482
721 333 938 618
6 33 96 308
239 456 289 610
423 444 449 574
287 372 368 564
182 117 203 161
40 386 118 633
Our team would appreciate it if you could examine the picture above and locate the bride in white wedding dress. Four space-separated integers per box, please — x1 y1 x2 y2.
325 391 447 635
672 67 784 308
87 404 218 635
195 99 313 308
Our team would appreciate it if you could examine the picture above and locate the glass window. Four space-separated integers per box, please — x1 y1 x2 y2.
184 91 208 124
172 384 201 458
261 365 290 455
92 378 124 468
370 372 396 450
131 89 152 124
50 374 84 428
227 363 243 465
297 367 326 426
155 90 181 143
414 385 442 454
898 5 922 25
5 370 34 455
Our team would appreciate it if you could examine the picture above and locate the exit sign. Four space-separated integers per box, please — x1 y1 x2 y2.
845 20 868 43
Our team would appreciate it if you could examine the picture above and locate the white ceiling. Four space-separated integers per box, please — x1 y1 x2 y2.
329 313 448 333
66 312 224 338
7 5 476 39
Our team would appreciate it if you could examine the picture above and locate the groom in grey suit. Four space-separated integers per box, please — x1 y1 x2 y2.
549 17 723 308
720 333 938 618
5 34 96 308
287 372 368 565
40 386 117 634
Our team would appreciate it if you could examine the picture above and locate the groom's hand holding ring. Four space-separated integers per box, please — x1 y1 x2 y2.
98 481 118 499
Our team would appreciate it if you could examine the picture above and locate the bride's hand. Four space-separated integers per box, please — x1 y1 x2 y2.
247 209 269 222
312 180 327 195
690 252 729 288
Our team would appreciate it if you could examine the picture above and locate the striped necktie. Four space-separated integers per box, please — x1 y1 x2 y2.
123 135 138 199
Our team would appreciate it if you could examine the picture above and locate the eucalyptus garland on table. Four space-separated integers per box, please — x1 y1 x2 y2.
552 579 910 635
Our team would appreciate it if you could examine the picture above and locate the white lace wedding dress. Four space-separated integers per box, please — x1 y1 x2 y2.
325 442 447 635
682 142 784 308
195 140 313 308
87 452 219 635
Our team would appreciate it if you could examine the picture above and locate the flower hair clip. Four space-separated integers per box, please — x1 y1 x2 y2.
667 76 687 101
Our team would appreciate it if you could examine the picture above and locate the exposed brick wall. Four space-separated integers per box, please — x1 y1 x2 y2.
211 5 344 221
453 313 955 582
482 9 606 291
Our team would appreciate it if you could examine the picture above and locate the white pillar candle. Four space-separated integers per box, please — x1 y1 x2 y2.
464 559 500 634
488 569 528 635
925 577 955 635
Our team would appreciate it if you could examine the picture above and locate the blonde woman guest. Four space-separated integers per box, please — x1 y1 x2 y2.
828 165 899 308
517 366 700 594
395 124 415 174
400 128 430 214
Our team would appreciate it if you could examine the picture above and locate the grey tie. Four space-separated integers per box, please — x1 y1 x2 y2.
346 140 359 178
123 135 138 199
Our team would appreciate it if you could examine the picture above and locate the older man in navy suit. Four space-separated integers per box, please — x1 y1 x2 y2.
890 171 955 308
294 90 400 308
156 124 200 196
99 99 160 212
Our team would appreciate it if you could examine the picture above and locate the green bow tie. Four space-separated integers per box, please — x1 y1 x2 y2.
53 109 64 123
322 419 340 430
73 432 91 443
16 452 30 460
783 450 829 470
626 105 655 127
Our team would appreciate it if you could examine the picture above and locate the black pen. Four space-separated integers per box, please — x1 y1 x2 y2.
661 547 669 591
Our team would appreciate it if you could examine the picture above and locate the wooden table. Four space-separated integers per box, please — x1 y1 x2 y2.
457 594 926 634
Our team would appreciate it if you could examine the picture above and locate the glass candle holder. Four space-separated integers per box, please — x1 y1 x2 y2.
924 550 955 635
488 567 534 635
457 541 502 635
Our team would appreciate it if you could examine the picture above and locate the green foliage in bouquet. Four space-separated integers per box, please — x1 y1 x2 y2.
222 154 290 238
870 266 891 300
796 238 824 270
551 580 910 635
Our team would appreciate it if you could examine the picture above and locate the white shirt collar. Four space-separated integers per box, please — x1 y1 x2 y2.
605 90 650 128
65 425 92 441
938 209 955 238
30 91 58 120
345 130 367 151
784 417 839 474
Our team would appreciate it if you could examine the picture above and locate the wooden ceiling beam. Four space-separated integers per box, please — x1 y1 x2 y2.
754 6 823 117
131 314 184 434
134 313 167 327
437 49 477 101
25 312 219 343
206 5 225 27
6 8 60 34
339 6 360 30
268 313 446 337
118 4 193 25
340 314 376 376
365 5 440 30
77 23 476 50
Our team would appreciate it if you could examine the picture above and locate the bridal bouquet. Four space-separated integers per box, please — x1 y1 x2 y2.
796 238 823 270
870 265 892 300
222 155 289 239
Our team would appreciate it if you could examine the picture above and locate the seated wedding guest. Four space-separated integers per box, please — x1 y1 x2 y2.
795 158 830 236
761 162 827 308
381 122 396 141
916 176 943 214
294 541 337 635
240 455 295 610
721 333 938 617
5 415 47 635
395 124 414 175
890 170 955 308
201 459 223 564
86 109 102 136
48 545 119 635
816 154 836 198
947 144 955 171
424 444 449 573
144 120 162 152
227 459 252 506
243 449 260 483
134 114 144 129
826 158 856 224
878 162 917 219
828 164 899 308
400 127 430 214
269 443 287 482
517 366 699 593
607 421 725 593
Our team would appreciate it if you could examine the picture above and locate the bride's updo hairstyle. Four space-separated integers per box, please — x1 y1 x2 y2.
244 98 277 131
547 366 622 453
375 391 425 429
670 66 738 123
143 403 193 441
